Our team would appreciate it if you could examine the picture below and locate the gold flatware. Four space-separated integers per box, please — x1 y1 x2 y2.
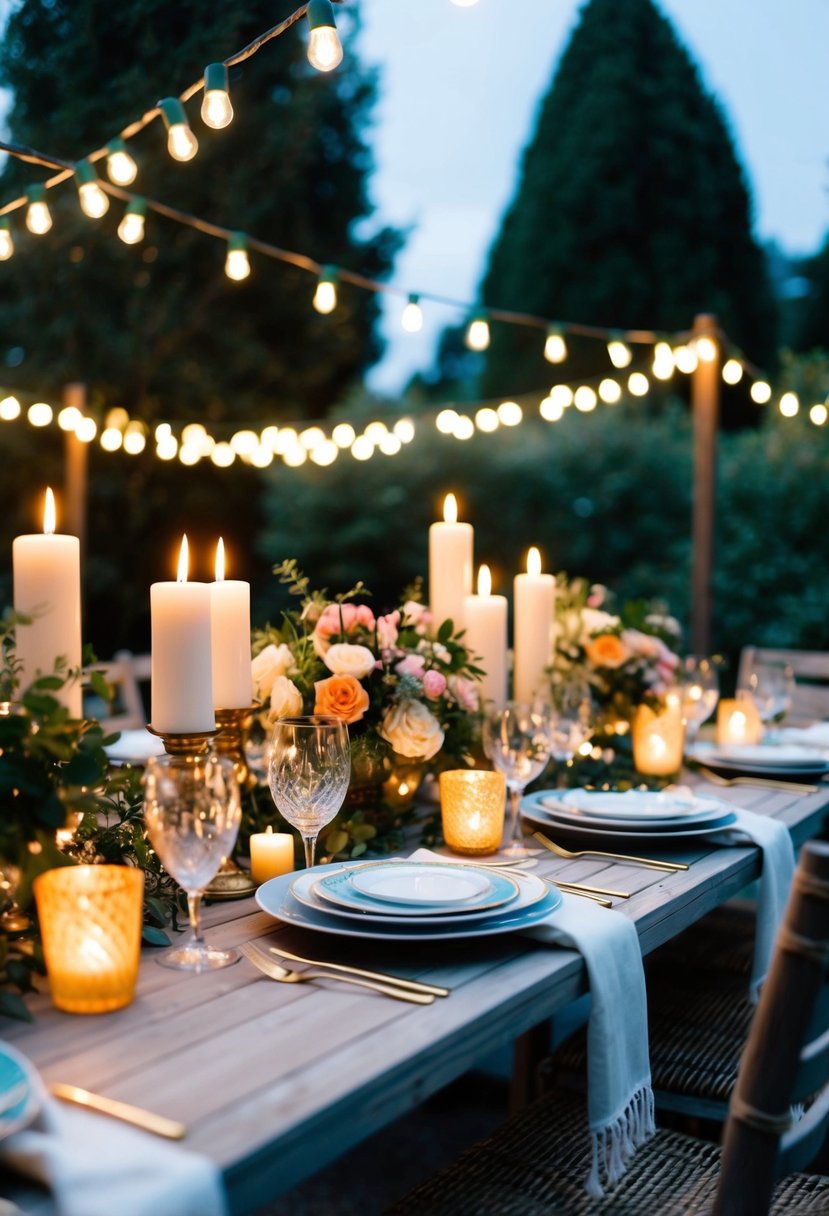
548 877 630 899
533 830 688 872
695 766 819 794
547 882 611 908
49 1083 186 1140
240 942 435 1005
268 945 450 997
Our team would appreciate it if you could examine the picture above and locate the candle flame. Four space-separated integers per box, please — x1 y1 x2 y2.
43 487 56 535
477 564 492 597
527 546 541 577
215 537 225 582
176 535 189 583
443 493 458 524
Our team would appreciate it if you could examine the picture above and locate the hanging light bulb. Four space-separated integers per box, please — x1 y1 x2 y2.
695 335 718 363
225 232 251 281
750 380 772 404
607 336 632 368
106 138 138 186
74 160 110 219
201 63 233 129
117 197 147 245
0 218 13 261
313 266 338 314
722 358 744 385
401 293 423 333
544 326 567 363
306 0 344 72
159 98 199 162
25 184 52 235
651 341 675 381
465 312 490 351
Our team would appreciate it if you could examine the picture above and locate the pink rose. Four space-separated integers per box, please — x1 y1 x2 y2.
396 654 426 679
313 602 376 652
448 674 480 712
376 610 400 650
402 600 432 636
422 670 447 699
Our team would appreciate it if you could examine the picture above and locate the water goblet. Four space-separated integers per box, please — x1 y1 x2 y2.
679 655 720 747
482 701 552 857
546 681 594 787
268 715 351 869
143 751 242 972
738 659 795 725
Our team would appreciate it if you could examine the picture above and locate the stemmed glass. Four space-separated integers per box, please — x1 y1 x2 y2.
546 682 594 787
738 660 795 726
143 751 242 972
268 715 351 869
679 655 720 747
482 701 552 857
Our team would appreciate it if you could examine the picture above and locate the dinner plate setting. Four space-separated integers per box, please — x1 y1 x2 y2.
689 740 829 780
0 1042 41 1142
256 859 562 942
521 786 738 842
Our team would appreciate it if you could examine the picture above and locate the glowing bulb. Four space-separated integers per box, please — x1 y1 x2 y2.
225 233 251 281
696 335 718 363
0 396 22 420
332 422 356 447
401 294 423 333
722 358 743 385
394 417 415 442
475 407 499 432
443 493 458 524
550 385 573 409
26 186 52 235
160 98 198 162
283 444 308 467
651 341 674 380
58 406 81 432
300 425 326 449
574 386 597 412
809 403 828 426
750 380 772 404
779 392 799 418
0 219 13 261
117 198 147 245
230 429 258 457
477 565 492 597
306 0 344 71
607 338 632 368
28 402 53 427
201 64 233 129
544 328 567 363
539 396 563 422
313 267 337 314
155 422 172 441
311 439 339 465
211 442 235 467
350 436 373 461
497 400 522 426
436 409 459 434
628 372 649 397
106 139 138 186
75 161 109 218
378 433 401 456
123 422 145 454
156 435 178 460
672 344 697 374
454 416 475 440
598 378 622 404
182 423 207 446
527 547 542 577
75 417 97 443
466 314 490 351
100 426 123 451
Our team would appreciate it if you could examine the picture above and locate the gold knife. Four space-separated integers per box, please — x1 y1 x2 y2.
49 1082 186 1140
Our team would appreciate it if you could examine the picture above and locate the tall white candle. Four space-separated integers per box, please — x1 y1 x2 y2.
428 493 473 633
464 565 508 713
513 547 555 704
13 488 82 716
150 535 215 734
211 538 252 709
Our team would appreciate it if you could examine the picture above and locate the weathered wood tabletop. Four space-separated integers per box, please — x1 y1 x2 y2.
4 776 828 1214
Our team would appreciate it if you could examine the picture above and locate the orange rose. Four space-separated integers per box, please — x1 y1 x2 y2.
313 674 370 724
584 633 632 669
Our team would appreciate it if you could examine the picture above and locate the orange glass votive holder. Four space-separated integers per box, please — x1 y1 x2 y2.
34 865 144 1014
717 696 763 746
440 769 506 855
632 695 685 777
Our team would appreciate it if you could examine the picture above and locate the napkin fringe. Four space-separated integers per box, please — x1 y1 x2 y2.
585 1083 655 1198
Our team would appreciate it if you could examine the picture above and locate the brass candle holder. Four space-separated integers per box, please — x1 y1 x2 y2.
146 725 218 757
205 705 261 901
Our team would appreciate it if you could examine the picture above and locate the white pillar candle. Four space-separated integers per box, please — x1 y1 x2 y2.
464 565 508 713
428 493 473 633
210 538 252 709
513 547 555 705
249 825 294 885
13 488 82 716
150 535 215 734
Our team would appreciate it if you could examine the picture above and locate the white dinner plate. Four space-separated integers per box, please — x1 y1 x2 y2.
0 1042 41 1142
556 788 726 821
314 864 520 918
258 863 562 941
104 728 166 766
521 790 737 841
349 862 493 906
690 742 829 778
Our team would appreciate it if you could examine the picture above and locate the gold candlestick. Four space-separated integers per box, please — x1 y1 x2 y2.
205 705 260 901
146 726 218 757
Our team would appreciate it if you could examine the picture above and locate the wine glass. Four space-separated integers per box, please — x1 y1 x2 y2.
679 655 720 747
268 715 351 869
546 681 594 787
143 751 242 972
738 660 795 725
482 701 552 857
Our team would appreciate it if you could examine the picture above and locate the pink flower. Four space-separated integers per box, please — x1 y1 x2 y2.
313 602 376 652
376 610 400 650
422 670 447 699
402 600 432 636
448 674 480 712
396 654 426 679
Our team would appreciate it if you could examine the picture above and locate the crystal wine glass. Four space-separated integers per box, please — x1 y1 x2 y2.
143 751 242 972
546 681 594 788
482 701 552 857
268 715 351 869
739 660 796 725
679 655 720 747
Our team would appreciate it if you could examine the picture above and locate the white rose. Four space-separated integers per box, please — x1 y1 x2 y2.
252 643 295 700
379 699 445 760
323 643 376 680
580 607 620 640
268 675 304 720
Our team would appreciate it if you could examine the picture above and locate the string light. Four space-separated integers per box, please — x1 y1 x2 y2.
25 185 52 235
497 401 522 426
628 372 649 397
201 63 234 129
74 161 110 219
598 377 622 403
106 138 138 186
225 232 251 281
401 293 423 333
544 326 567 364
809 403 827 426
117 197 147 245
539 395 564 422
607 336 632 368
779 392 799 418
313 266 338 314
57 405 81 432
722 358 744 385
475 406 499 432
651 341 674 381
75 416 97 442
695 335 718 363
211 442 235 467
0 396 21 420
0 218 12 260
453 415 475 440
673 344 698 374
750 380 772 404
27 402 52 426
393 417 416 443
305 0 344 72
466 312 490 352
550 385 574 409
159 98 199 162
573 386 598 412
332 422 356 448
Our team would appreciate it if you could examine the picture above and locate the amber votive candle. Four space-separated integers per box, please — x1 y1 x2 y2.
632 694 685 776
717 696 763 746
249 826 295 885
34 865 144 1014
440 769 506 855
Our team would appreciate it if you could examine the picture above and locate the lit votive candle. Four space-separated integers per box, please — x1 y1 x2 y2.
250 825 295 884
717 696 763 746
440 769 506 856
632 693 685 777
34 865 144 1014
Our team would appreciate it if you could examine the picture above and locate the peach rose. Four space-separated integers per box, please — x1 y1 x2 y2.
584 633 632 669
314 674 370 724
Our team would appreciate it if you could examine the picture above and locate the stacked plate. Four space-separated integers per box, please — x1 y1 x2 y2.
256 859 561 942
521 787 737 842
0 1043 41 1142
690 740 829 780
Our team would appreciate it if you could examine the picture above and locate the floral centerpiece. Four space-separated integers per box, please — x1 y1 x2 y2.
250 561 483 858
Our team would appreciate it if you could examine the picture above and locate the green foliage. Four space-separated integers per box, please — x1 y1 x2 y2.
791 232 829 352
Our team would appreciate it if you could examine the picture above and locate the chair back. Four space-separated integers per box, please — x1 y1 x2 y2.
714 840 829 1215
737 646 829 725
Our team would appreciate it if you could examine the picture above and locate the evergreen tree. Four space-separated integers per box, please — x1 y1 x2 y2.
793 232 829 352
477 0 777 403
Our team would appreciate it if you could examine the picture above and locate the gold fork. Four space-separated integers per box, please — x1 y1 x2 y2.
695 766 819 794
532 830 688 872
240 942 435 1005
268 945 450 997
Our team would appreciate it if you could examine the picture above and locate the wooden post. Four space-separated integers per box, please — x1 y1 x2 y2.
62 383 88 554
690 315 720 654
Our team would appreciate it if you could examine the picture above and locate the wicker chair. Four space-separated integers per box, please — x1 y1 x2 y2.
385 841 829 1215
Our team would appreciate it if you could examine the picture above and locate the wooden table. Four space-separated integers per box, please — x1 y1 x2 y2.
4 777 828 1214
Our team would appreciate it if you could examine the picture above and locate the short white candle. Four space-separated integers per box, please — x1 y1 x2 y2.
13 488 82 715
428 493 473 633
150 535 215 734
211 538 252 709
464 565 508 713
513 547 555 704
249 825 294 885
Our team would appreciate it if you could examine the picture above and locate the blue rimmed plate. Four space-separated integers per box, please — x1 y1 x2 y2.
349 861 494 907
521 789 737 840
303 866 535 924
0 1042 41 1142
314 863 519 918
